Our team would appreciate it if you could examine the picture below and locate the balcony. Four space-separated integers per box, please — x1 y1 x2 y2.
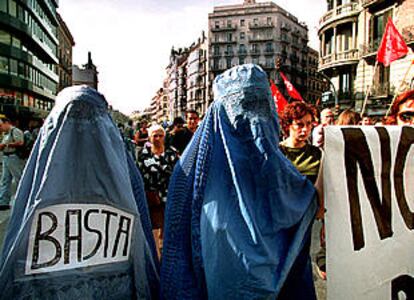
319 2 360 29
280 36 290 44
212 51 221 57
361 0 389 9
250 50 261 56
211 38 238 45
211 24 237 32
263 48 275 55
238 49 248 56
360 39 381 58
249 36 274 42
249 22 274 29
319 49 359 71
224 50 234 57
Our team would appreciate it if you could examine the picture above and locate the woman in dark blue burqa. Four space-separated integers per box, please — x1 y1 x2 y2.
0 86 159 299
161 64 318 299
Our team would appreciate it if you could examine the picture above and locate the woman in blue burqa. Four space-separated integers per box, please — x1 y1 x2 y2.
0 86 159 299
161 64 319 299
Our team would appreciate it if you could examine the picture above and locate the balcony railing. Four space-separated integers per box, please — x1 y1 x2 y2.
361 0 384 8
249 36 274 42
211 24 238 32
211 38 237 44
224 50 234 57
319 2 360 27
212 51 221 57
250 49 261 56
248 22 274 29
238 49 248 56
319 49 359 69
360 39 381 57
263 48 275 55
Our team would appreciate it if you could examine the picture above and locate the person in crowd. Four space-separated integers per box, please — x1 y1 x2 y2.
385 90 414 125
134 119 149 150
161 64 319 299
0 117 24 210
168 110 200 155
0 86 159 299
360 115 373 125
124 119 135 140
312 108 334 148
280 101 325 280
138 124 178 257
165 117 185 150
336 109 361 125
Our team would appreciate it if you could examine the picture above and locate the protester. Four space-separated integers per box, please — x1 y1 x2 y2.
168 110 199 155
165 116 185 150
312 108 334 148
134 119 149 149
385 90 414 125
361 115 373 125
0 117 24 211
0 86 159 299
336 109 361 125
161 64 318 299
138 124 178 257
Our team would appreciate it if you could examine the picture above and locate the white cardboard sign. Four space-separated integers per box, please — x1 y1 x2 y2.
26 204 135 275
325 126 414 300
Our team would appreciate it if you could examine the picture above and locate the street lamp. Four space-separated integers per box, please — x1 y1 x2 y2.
316 71 339 113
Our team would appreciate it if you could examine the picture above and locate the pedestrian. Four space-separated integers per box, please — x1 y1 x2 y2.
165 116 185 151
385 90 414 125
0 117 24 210
168 110 199 155
161 64 318 299
137 124 178 257
279 101 325 280
312 108 334 148
134 119 149 150
336 109 361 125
360 115 373 125
0 86 159 299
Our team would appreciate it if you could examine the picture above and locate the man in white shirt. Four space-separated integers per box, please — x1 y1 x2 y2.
312 108 334 148
0 117 24 210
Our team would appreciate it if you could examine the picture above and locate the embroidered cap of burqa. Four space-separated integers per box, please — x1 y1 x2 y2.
0 86 159 299
161 64 317 299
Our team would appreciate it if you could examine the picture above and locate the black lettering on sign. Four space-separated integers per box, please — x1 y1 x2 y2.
31 212 62 270
112 216 132 257
394 127 414 230
64 209 82 264
342 128 392 251
391 275 414 300
101 209 118 257
83 209 102 260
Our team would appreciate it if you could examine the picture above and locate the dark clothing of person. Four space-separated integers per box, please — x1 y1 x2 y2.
279 143 322 184
136 129 149 147
138 145 178 228
168 128 193 155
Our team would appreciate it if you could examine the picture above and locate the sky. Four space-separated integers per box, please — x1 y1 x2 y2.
58 0 326 115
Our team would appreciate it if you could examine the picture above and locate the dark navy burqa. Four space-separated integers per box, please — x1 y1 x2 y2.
0 86 159 299
161 64 318 300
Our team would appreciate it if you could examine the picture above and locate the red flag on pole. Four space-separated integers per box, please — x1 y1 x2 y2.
377 17 408 67
279 72 304 101
270 79 288 114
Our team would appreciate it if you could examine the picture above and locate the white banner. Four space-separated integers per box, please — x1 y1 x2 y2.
26 204 135 275
325 126 414 300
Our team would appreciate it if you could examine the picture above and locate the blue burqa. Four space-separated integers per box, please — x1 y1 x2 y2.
161 64 317 299
0 86 159 299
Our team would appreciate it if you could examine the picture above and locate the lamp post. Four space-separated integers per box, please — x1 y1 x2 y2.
317 71 339 114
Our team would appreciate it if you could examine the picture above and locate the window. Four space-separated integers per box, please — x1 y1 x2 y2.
213 45 220 55
0 56 8 74
226 57 232 69
226 45 232 54
0 1 7 13
240 32 245 40
339 72 352 96
239 44 246 54
252 43 258 53
9 58 17 75
227 20 232 28
372 10 392 47
253 18 258 25
239 57 245 65
213 58 219 69
266 42 273 52
267 17 272 25
8 0 16 17
215 21 219 28
12 36 20 49
252 57 259 65
227 33 232 42
0 30 10 45
214 35 219 42
240 19 245 26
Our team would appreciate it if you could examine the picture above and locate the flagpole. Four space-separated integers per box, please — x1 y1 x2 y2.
385 60 414 116
361 60 379 117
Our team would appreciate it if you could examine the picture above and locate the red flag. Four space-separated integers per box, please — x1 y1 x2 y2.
279 72 304 101
377 17 408 67
270 79 288 114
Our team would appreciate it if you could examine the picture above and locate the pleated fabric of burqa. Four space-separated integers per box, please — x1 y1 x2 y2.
161 64 318 300
0 86 159 299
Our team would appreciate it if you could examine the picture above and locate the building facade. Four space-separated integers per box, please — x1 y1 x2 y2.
306 47 329 104
208 0 309 102
0 0 59 122
166 48 189 119
73 51 98 90
57 12 74 92
186 32 208 117
318 0 414 115
150 85 169 123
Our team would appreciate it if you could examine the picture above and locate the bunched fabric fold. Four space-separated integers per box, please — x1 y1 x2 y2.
161 64 318 300
0 86 159 299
